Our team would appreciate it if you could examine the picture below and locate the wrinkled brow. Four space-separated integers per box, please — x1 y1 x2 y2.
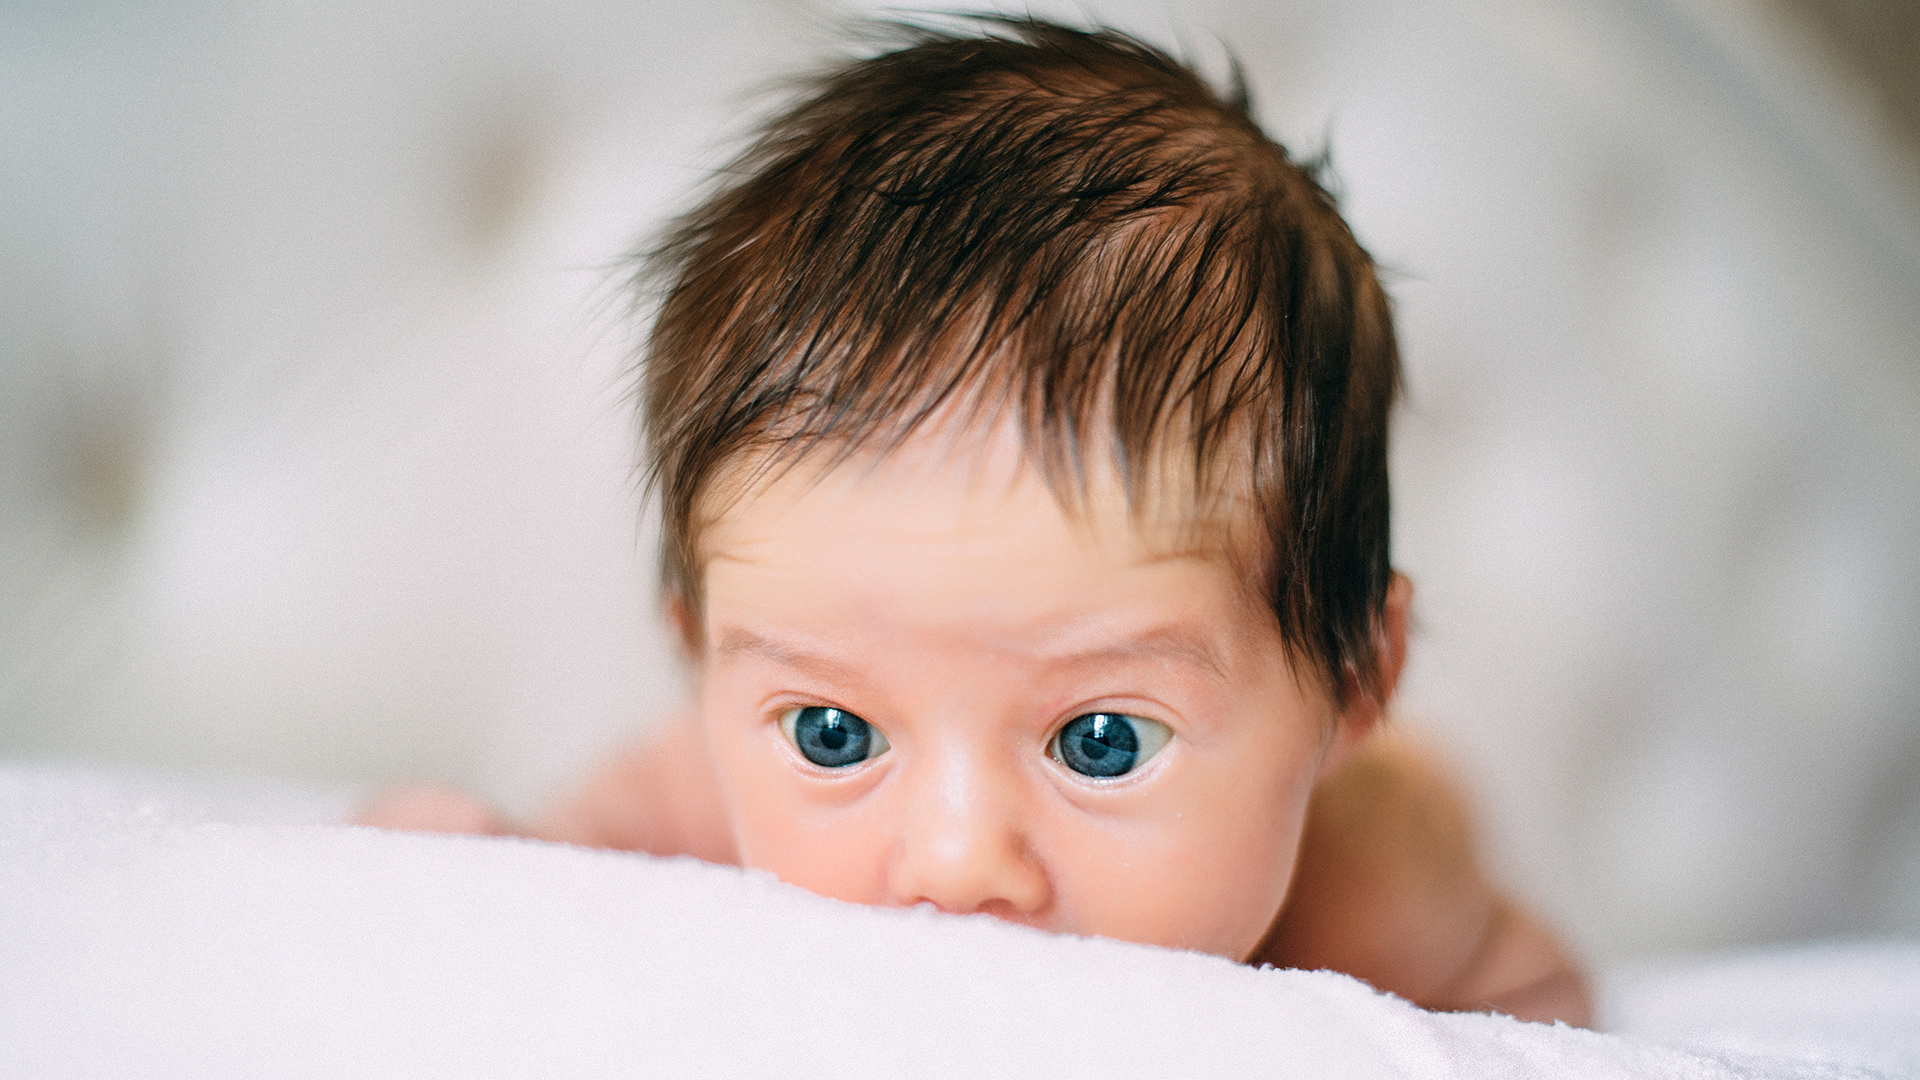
1043 624 1231 682
718 623 1230 683
713 628 861 680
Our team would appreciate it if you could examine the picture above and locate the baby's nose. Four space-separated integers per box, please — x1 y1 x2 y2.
886 751 1050 919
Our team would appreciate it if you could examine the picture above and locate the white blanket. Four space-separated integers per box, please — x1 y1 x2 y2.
3 765 1914 1079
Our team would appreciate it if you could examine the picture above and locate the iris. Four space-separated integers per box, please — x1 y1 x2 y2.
786 706 884 767
1055 713 1143 778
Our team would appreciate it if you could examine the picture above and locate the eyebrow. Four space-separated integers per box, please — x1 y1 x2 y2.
1043 625 1231 682
714 628 861 680
716 624 1230 682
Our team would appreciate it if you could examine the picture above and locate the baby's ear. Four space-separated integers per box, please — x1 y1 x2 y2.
664 592 703 662
1372 571 1413 707
1322 572 1412 777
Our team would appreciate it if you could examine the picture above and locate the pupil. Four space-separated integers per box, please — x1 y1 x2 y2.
818 724 848 751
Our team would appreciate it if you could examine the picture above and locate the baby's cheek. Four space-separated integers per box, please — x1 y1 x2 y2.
744 827 892 906
723 780 892 907
1062 766 1311 959
1094 827 1300 958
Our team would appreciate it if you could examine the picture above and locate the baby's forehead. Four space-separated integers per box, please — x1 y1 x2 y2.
692 419 1308 705
699 414 1259 570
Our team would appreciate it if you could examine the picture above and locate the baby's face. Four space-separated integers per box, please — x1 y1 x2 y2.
693 429 1346 961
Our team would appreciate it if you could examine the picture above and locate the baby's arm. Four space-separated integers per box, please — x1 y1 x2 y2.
529 719 737 862
1255 729 1592 1026
355 719 736 864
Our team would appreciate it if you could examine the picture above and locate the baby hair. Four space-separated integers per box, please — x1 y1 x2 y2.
633 16 1400 702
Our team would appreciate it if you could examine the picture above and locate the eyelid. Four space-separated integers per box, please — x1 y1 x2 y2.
1049 700 1182 742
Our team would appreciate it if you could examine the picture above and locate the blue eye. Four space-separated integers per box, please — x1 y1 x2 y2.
1050 713 1171 778
781 706 889 768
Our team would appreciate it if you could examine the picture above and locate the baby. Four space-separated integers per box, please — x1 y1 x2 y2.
362 17 1590 1026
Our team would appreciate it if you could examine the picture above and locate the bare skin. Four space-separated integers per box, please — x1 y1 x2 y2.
359 722 1589 1024
1251 730 1592 1024
359 433 1591 1026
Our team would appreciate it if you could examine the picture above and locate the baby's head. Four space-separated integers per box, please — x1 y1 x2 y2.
636 18 1405 960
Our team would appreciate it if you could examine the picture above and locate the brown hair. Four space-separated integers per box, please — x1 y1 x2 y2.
634 17 1399 702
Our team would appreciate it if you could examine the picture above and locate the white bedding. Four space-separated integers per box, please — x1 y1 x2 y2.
4 765 1914 1079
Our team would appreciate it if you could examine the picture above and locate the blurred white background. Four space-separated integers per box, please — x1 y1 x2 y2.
2 0 1915 964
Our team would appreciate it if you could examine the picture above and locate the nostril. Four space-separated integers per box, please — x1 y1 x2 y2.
897 895 1033 922
970 897 1034 923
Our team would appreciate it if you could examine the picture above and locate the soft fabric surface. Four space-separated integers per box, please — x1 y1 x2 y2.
1600 941 1920 1078
3 765 1913 1079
